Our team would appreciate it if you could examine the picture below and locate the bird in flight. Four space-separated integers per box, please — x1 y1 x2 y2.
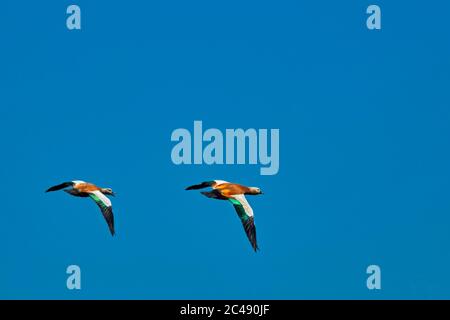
186 180 263 252
46 180 116 236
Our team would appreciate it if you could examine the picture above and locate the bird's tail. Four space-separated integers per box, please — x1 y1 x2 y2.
185 181 215 190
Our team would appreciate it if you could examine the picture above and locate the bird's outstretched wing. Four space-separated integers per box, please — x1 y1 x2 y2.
88 191 115 236
46 182 75 192
186 180 230 190
229 195 259 252
185 181 216 190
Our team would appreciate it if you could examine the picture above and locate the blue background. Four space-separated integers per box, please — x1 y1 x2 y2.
1 1 450 299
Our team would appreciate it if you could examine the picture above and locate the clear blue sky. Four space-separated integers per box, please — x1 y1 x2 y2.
1 0 450 299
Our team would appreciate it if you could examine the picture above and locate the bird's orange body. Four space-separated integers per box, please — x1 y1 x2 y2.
74 183 101 193
214 183 251 197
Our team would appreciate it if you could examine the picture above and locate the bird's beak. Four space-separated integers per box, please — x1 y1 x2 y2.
111 192 116 197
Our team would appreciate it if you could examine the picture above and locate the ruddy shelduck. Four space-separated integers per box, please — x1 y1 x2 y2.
186 180 263 252
46 180 116 236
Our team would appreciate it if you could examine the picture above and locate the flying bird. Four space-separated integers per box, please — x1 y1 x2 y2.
46 180 116 236
186 180 263 252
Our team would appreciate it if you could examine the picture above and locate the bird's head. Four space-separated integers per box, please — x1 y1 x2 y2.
247 187 263 195
102 188 116 197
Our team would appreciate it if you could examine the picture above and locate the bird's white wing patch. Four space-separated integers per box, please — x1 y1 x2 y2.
72 180 86 185
92 190 112 207
230 194 254 217
213 180 229 186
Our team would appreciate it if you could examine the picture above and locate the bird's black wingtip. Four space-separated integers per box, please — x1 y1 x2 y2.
185 181 214 190
185 184 201 190
45 182 73 193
